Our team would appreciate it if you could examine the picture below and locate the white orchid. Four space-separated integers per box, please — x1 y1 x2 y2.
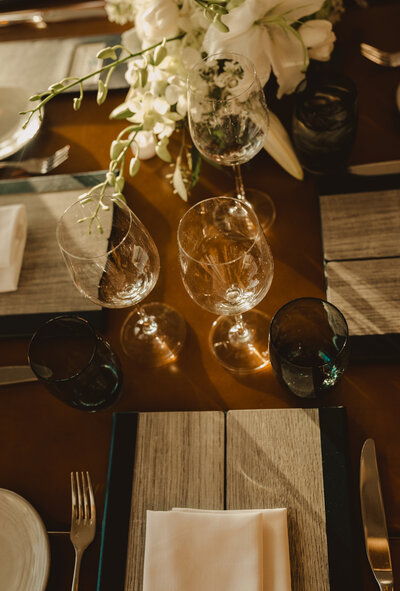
23 0 343 207
203 0 336 98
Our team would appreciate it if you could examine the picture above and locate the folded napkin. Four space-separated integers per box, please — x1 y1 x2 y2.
142 508 291 591
0 204 27 292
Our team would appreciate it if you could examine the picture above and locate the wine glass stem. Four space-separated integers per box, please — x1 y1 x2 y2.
233 164 246 201
229 314 251 343
136 306 158 337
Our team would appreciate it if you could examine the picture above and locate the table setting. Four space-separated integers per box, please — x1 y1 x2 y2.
0 1 399 590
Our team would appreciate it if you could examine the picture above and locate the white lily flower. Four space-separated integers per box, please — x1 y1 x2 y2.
299 20 336 61
202 0 331 98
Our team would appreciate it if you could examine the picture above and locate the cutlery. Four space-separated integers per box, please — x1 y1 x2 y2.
70 471 96 591
0 365 38 385
0 2 106 28
360 438 394 591
361 43 400 67
348 160 400 176
0 145 70 174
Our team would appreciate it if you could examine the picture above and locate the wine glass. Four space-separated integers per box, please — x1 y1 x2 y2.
187 52 276 234
177 196 274 373
57 192 186 367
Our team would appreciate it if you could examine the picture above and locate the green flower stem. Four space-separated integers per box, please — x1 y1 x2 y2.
21 33 185 128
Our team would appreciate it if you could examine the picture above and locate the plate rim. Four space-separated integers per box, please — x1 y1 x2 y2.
0 487 50 591
0 86 42 160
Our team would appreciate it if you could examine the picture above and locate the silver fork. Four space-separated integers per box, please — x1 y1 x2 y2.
361 43 400 67
70 471 96 591
0 144 70 173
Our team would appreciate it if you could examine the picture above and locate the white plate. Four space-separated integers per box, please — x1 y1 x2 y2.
0 488 50 591
0 87 42 160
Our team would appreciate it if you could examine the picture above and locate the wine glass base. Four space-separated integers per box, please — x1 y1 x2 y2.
210 309 270 374
229 188 276 235
120 302 186 367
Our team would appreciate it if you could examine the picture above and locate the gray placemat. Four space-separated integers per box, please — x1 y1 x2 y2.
0 171 107 336
319 188 400 348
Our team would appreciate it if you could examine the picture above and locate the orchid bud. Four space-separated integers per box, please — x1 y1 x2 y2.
96 47 117 60
129 155 140 177
73 97 82 111
97 80 108 105
154 45 167 66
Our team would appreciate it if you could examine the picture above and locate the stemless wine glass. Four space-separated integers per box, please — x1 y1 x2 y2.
177 196 274 373
57 192 186 367
187 52 276 234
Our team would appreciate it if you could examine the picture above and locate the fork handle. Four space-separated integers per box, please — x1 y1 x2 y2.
71 548 83 591
0 161 28 170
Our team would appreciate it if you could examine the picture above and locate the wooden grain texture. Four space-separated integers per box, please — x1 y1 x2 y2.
226 409 329 591
326 258 400 335
0 189 99 315
319 189 400 261
124 411 225 591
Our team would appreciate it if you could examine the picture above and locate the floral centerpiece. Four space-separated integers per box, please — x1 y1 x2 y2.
22 0 343 206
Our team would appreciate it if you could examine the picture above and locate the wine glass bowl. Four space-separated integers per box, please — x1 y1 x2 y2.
57 193 159 308
178 196 274 373
187 52 276 233
57 193 186 367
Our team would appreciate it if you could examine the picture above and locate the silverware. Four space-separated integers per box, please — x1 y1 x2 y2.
360 438 394 591
361 43 400 68
70 471 96 591
0 2 106 28
348 160 400 176
0 365 38 385
0 145 70 174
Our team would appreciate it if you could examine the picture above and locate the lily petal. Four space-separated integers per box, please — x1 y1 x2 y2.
266 25 309 97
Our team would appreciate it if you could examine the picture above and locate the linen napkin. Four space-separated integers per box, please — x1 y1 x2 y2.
0 204 27 292
142 508 291 591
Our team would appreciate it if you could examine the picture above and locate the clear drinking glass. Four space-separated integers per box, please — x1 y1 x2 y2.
177 196 274 373
57 193 186 367
187 52 276 234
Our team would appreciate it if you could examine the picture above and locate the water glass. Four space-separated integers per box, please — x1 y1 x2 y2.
28 314 123 411
292 71 358 174
269 297 349 398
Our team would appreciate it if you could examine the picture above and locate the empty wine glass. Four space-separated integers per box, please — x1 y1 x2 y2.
177 196 274 373
187 52 276 234
57 192 186 367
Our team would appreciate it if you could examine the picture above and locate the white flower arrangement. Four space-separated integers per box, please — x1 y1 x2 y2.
22 0 343 209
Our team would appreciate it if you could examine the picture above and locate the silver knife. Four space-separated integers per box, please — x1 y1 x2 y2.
360 438 394 591
0 365 37 385
0 1 106 28
348 160 400 176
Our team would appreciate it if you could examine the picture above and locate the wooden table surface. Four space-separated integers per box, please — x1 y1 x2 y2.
0 3 399 590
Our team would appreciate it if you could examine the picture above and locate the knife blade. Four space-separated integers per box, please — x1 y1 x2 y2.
0 1 106 28
360 438 394 590
0 365 37 386
348 160 400 176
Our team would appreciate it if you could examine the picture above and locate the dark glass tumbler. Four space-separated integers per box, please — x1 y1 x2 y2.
269 297 349 399
28 315 123 411
292 71 358 175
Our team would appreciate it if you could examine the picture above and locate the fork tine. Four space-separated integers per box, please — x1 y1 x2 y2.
71 472 78 520
81 471 90 520
86 471 96 521
75 471 83 520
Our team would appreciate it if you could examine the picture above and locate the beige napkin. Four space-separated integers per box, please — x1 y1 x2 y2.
0 204 27 292
142 508 291 591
